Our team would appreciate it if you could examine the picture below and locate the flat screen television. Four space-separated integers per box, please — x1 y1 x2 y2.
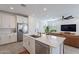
61 24 76 32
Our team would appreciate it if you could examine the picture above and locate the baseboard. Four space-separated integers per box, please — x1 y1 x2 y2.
0 41 17 46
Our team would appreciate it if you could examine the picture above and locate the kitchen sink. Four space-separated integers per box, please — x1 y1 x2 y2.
30 35 41 38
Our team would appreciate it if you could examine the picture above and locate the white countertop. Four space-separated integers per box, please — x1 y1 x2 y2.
24 34 66 47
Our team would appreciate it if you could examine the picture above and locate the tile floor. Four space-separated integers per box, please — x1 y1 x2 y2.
0 42 23 54
0 42 79 54
64 45 79 54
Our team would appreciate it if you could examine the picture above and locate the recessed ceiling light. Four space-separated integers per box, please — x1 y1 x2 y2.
10 7 14 10
43 8 47 11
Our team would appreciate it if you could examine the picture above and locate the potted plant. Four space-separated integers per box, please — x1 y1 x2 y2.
45 26 50 33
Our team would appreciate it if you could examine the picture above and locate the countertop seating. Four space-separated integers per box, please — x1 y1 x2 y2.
47 32 79 48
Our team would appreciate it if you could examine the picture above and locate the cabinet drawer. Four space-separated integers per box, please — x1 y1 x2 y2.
35 40 50 54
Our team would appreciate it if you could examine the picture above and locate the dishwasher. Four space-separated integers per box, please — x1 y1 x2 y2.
35 40 50 54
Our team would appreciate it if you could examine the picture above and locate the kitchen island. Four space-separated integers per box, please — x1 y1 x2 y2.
23 34 65 54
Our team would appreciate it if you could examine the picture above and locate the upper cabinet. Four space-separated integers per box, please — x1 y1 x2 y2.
16 15 28 24
0 12 16 28
8 14 16 28
0 12 28 28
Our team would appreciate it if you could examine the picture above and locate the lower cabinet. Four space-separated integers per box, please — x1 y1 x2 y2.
23 36 50 54
29 38 35 54
0 34 17 45
23 36 35 54
9 34 17 43
23 36 64 54
23 36 30 53
0 35 9 45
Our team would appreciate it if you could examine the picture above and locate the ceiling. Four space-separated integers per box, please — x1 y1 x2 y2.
0 4 79 20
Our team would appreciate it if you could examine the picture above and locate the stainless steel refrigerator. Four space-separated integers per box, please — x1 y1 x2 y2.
17 23 28 42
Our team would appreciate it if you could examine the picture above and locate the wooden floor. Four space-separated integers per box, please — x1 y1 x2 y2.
19 47 29 54
0 42 29 54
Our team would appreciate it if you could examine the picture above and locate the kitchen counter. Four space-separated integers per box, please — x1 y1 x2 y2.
24 34 65 47
23 34 66 54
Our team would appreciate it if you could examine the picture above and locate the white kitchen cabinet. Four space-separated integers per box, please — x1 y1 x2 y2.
23 35 65 54
1 13 10 28
0 12 16 28
50 43 64 54
8 15 16 28
29 38 35 54
0 33 17 45
23 35 35 53
0 35 9 45
23 36 31 53
16 15 28 23
10 33 17 42
23 36 48 54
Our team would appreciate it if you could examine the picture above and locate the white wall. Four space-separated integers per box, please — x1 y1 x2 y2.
38 18 79 34
51 18 79 34
28 15 79 35
28 16 39 34
38 20 47 33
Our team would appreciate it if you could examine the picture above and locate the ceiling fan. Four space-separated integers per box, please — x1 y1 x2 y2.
62 15 74 20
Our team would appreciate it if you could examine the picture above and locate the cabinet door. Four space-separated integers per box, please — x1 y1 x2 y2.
1 13 10 28
17 16 23 23
23 36 30 52
9 15 16 28
17 15 28 23
10 34 17 42
22 16 28 23
29 38 35 54
1 13 16 28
